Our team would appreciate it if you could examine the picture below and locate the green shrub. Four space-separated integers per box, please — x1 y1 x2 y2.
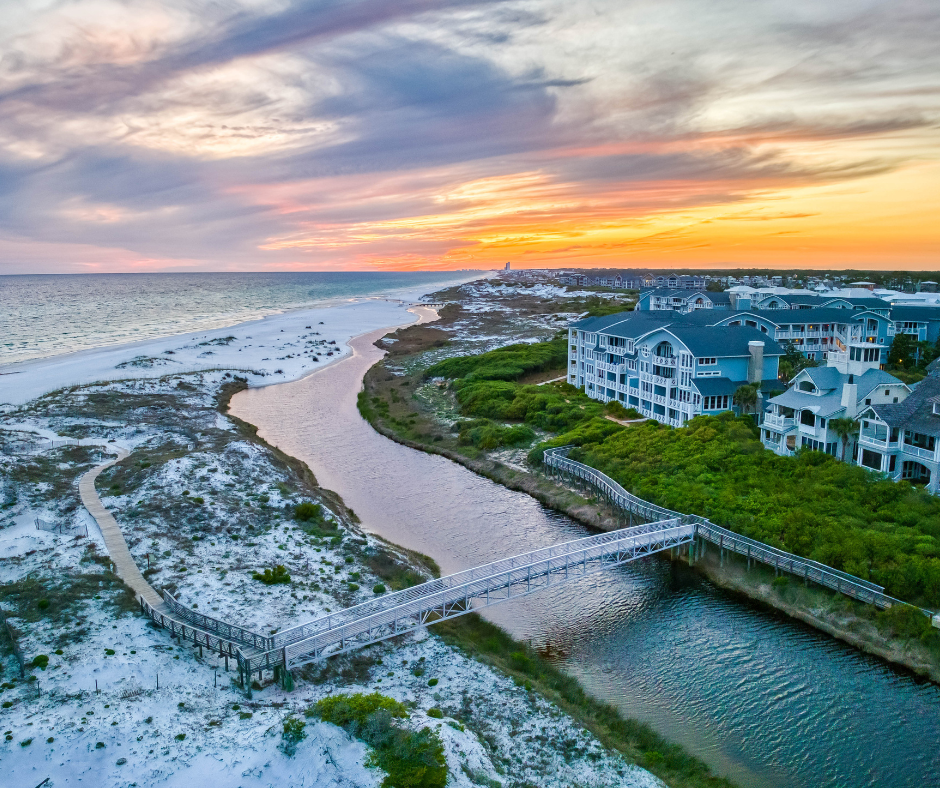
545 412 940 607
373 583 386 594
37 599 50 610
282 717 307 755
456 419 536 450
31 654 49 670
294 502 323 522
427 678 438 687
425 336 567 383
175 733 186 741
426 707 443 719
252 565 291 585
312 692 408 726
310 693 446 788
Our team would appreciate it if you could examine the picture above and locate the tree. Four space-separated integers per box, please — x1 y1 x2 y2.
706 280 724 292
778 340 819 384
733 383 759 415
829 417 859 462
888 332 918 369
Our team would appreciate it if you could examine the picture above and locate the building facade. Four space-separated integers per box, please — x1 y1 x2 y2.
568 312 782 427
761 365 910 457
855 366 940 493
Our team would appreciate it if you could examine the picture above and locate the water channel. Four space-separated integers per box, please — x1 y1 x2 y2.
229 316 940 788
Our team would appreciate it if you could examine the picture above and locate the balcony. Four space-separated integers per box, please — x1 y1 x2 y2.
597 360 624 373
901 443 937 462
652 355 677 367
763 414 795 430
859 432 898 450
648 374 676 387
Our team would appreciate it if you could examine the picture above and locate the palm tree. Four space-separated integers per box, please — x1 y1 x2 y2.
733 383 759 415
830 417 860 462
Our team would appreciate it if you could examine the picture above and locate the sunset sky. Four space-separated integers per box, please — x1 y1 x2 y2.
1 0 938 273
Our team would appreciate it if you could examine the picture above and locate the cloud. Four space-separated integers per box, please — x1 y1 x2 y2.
0 0 938 272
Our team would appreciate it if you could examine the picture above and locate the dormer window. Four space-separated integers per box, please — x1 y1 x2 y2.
933 402 940 416
798 381 816 393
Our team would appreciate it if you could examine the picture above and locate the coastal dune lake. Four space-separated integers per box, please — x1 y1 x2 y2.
231 320 940 788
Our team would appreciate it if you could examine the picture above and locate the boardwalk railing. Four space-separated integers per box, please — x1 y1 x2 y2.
139 597 245 660
164 519 693 681
161 591 271 651
140 444 935 691
542 446 928 613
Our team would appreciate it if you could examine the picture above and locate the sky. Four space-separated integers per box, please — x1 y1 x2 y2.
0 0 938 274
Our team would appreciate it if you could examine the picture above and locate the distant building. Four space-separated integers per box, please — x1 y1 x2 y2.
504 262 511 271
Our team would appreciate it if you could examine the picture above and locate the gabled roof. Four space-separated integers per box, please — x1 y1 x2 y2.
770 367 907 418
572 310 784 358
868 375 940 437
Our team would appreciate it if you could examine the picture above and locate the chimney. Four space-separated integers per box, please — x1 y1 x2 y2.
842 382 858 418
747 341 764 384
842 382 858 419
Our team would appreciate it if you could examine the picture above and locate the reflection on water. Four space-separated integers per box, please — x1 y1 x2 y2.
230 326 940 788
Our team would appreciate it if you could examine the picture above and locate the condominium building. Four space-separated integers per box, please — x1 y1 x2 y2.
568 311 782 427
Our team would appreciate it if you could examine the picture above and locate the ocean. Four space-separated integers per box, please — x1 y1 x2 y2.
0 271 473 365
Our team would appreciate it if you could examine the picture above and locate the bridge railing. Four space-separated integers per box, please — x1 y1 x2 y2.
161 591 272 651
541 445 929 614
139 596 242 658
263 518 687 653
277 519 693 669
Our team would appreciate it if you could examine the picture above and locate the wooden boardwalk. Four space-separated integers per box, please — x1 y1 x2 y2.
78 446 165 610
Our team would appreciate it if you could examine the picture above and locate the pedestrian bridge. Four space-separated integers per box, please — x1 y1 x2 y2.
142 518 693 686
138 446 933 692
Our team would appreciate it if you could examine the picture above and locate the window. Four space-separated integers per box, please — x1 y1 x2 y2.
865 399 871 405
703 395 729 410
699 357 717 366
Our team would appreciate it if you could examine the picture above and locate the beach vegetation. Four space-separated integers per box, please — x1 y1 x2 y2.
425 336 567 382
252 565 291 585
281 717 306 755
539 412 940 609
310 693 447 788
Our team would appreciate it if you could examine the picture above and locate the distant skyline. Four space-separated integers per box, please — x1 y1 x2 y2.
0 0 937 274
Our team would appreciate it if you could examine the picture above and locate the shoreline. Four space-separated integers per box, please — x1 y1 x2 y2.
0 275 484 408
0 271 488 371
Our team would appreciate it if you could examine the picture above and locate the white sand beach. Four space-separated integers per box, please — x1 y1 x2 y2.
0 296 434 408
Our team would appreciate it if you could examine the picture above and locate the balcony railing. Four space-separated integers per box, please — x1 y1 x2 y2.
901 443 937 462
859 433 897 449
652 355 677 367
763 414 795 430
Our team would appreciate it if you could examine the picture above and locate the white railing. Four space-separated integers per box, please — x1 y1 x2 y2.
540 447 928 616
652 355 677 368
763 414 795 430
901 443 937 462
